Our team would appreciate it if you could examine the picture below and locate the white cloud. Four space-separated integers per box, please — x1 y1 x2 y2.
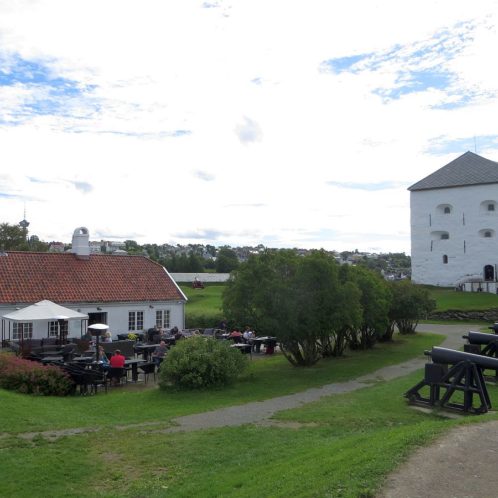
0 0 497 253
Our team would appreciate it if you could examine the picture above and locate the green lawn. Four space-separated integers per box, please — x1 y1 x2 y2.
180 283 225 326
427 286 498 311
0 331 458 497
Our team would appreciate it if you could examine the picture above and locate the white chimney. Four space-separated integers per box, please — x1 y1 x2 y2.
72 227 90 259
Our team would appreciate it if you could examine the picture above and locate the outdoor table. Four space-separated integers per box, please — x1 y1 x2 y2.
252 337 277 354
230 343 252 355
41 356 64 364
71 356 94 364
135 344 159 361
161 336 176 346
125 359 146 382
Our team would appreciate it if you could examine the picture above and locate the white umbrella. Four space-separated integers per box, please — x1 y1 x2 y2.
2 300 88 321
2 300 88 346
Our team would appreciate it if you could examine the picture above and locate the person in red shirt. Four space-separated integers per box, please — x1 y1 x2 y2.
110 349 125 368
108 349 126 385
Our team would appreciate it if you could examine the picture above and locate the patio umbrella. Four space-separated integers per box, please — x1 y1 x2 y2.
2 300 88 347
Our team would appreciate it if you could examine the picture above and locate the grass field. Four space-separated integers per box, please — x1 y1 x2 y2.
3 282 498 496
0 331 464 498
180 283 225 324
427 286 498 311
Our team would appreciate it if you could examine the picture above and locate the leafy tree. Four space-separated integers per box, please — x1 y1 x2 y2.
223 250 364 366
387 281 436 335
215 246 239 273
346 266 392 349
205 244 217 257
0 223 29 251
188 252 204 273
124 240 142 255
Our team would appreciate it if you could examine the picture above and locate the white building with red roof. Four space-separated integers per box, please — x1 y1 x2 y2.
0 227 187 341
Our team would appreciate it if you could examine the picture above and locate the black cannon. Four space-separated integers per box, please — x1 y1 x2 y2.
462 330 498 350
462 331 498 378
404 346 498 414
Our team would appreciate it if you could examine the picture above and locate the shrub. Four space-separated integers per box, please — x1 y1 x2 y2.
0 353 73 396
185 312 224 329
158 336 248 389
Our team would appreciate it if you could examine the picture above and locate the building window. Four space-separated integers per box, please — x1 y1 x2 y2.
12 322 33 340
437 204 453 215
128 311 144 331
443 255 448 264
479 229 495 238
481 200 497 213
441 233 449 240
49 320 68 337
156 310 170 328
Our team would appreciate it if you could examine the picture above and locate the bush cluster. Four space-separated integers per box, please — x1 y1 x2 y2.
0 353 73 396
185 312 224 329
159 336 248 389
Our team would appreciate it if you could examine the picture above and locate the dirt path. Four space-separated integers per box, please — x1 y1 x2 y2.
377 323 498 498
379 421 498 498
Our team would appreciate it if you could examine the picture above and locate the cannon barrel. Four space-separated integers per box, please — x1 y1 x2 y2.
425 346 498 371
463 331 498 346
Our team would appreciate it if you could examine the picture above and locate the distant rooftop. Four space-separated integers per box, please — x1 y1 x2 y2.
408 151 498 191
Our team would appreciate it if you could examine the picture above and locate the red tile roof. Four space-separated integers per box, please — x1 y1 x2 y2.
0 252 186 304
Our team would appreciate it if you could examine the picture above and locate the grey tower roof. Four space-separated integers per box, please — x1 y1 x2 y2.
408 151 498 191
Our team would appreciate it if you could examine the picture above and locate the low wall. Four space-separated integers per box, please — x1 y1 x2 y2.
428 309 498 322
170 273 230 283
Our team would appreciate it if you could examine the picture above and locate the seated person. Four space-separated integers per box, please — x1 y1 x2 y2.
103 331 112 343
170 326 182 341
151 340 167 368
109 349 126 385
110 349 126 368
147 325 160 343
98 345 110 370
229 328 243 343
243 326 254 342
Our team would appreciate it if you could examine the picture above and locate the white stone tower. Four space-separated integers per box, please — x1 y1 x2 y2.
409 151 498 288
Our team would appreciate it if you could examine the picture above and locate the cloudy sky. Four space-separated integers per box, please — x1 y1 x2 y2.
1 1 497 254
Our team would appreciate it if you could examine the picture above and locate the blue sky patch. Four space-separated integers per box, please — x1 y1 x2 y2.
320 53 370 74
0 53 94 124
320 21 479 106
427 136 498 155
326 180 407 191
376 69 451 99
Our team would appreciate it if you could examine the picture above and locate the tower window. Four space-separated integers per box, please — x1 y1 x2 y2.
444 207 451 214
479 229 495 238
489 204 495 211
443 255 448 264
441 233 449 240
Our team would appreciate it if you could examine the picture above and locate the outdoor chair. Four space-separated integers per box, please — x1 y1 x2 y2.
61 344 78 362
107 367 128 386
139 362 157 383
62 364 107 395
75 339 91 355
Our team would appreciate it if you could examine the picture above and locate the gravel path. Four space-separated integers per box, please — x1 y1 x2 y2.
165 323 472 433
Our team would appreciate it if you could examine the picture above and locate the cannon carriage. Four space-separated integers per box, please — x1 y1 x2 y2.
405 346 498 414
